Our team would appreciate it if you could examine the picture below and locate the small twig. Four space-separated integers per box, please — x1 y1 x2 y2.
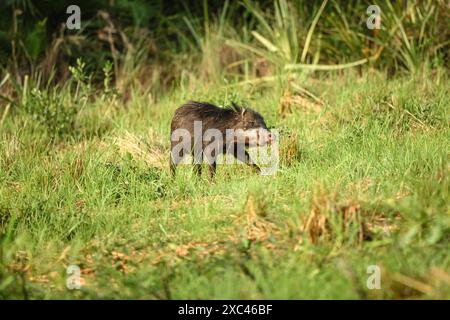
392 273 434 295
290 82 324 106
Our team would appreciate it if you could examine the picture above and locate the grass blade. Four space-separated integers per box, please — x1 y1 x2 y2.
300 0 328 63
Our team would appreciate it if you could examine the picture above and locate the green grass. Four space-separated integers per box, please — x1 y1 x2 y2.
0 68 449 299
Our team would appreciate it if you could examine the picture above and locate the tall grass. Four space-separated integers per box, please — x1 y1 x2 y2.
1 67 448 299
0 0 449 299
1 0 447 97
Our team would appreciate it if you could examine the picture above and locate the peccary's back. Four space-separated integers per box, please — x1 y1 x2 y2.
170 101 236 134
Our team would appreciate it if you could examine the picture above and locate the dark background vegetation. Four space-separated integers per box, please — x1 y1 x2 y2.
0 0 448 88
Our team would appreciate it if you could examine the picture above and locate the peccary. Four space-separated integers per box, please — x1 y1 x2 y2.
170 101 274 179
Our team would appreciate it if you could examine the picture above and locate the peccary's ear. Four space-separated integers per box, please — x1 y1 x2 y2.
241 108 246 117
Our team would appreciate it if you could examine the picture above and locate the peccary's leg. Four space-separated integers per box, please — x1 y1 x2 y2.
192 140 203 177
170 156 176 176
207 161 216 180
170 140 184 177
194 164 202 176
206 147 217 180
193 154 202 177
233 145 261 173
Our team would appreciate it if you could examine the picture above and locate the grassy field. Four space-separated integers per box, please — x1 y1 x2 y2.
0 0 449 300
0 66 448 299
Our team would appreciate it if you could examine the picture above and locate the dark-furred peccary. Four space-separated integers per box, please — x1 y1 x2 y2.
170 101 274 179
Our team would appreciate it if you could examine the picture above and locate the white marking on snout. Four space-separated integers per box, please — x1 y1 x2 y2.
244 128 273 147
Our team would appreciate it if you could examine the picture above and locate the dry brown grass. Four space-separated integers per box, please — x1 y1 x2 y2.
381 267 450 299
279 132 301 167
112 130 168 169
278 78 323 117
299 190 375 245
233 195 280 244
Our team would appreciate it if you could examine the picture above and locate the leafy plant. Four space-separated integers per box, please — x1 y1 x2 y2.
100 60 119 102
24 87 77 140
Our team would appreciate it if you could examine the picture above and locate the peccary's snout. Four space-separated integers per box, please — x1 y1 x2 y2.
258 128 274 146
245 128 275 146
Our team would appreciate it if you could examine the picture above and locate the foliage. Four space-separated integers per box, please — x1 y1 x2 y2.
0 0 448 299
